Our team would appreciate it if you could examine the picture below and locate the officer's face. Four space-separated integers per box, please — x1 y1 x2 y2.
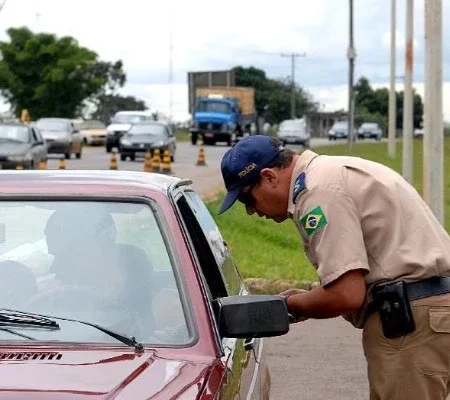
240 170 288 222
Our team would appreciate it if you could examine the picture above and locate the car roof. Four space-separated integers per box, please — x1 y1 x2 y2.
0 170 190 197
115 111 152 116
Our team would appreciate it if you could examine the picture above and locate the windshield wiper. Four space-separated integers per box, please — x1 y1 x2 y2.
0 309 143 353
0 310 60 330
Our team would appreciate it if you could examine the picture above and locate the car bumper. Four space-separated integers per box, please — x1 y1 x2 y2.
120 144 170 156
0 159 33 169
45 141 70 154
86 136 106 145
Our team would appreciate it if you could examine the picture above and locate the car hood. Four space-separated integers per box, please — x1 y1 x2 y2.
0 143 30 156
107 123 132 132
123 135 166 145
82 129 107 136
40 131 68 141
194 112 231 124
0 348 215 399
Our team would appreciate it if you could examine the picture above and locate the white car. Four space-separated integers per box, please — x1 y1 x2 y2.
277 118 311 147
358 122 383 141
105 111 154 153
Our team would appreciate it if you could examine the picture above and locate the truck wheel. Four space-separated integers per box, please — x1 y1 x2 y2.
191 133 198 145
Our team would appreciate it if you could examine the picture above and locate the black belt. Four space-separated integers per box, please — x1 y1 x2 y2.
367 276 450 316
404 275 450 301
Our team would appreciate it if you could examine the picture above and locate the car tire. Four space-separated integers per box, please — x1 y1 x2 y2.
65 152 71 160
76 149 82 159
130 154 136 162
106 145 112 153
120 154 127 161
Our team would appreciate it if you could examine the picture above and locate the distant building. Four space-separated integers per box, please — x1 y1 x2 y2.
305 110 348 137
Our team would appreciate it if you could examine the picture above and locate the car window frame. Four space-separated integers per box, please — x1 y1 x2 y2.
0 193 199 349
172 187 247 355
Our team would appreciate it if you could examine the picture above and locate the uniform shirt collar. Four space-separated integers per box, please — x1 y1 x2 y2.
287 150 319 218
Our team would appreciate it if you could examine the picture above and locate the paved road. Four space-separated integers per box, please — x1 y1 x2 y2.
44 137 370 399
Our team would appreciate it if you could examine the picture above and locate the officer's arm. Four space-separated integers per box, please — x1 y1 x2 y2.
286 269 366 319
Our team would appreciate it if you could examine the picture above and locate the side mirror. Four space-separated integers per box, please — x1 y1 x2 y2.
72 130 80 134
215 294 290 338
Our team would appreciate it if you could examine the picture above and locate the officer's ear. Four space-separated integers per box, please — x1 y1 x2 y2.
260 168 278 187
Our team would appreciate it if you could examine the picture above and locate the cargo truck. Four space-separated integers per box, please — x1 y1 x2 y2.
189 86 256 146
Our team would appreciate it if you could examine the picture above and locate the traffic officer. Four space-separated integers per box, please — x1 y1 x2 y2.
218 135 450 400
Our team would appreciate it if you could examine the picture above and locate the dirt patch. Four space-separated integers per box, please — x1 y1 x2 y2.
243 278 320 294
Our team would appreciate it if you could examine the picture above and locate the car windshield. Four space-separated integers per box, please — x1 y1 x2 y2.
128 124 166 136
197 101 231 114
0 201 190 346
36 120 68 132
361 123 378 129
0 125 29 143
332 122 348 129
113 114 150 124
280 120 305 131
78 120 106 130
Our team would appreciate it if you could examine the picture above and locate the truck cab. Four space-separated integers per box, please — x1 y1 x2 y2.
190 96 239 146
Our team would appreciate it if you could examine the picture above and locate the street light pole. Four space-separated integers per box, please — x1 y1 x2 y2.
347 0 356 151
281 52 306 119
423 0 444 223
402 0 414 183
388 0 397 158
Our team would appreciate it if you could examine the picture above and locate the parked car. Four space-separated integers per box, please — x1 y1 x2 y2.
0 170 290 398
0 122 47 169
106 111 154 153
119 121 176 162
357 122 383 140
76 119 107 146
328 120 356 140
35 118 83 159
277 118 311 147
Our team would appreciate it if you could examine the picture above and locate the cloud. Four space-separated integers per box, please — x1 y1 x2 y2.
0 0 448 121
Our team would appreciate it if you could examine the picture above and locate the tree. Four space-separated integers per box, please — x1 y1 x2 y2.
0 27 125 120
354 76 423 129
233 65 318 124
90 94 147 124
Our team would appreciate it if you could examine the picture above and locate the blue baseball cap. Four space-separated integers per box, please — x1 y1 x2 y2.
218 135 283 214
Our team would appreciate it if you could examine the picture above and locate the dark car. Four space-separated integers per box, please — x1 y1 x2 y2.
36 118 83 159
119 121 176 162
0 170 289 399
0 123 47 169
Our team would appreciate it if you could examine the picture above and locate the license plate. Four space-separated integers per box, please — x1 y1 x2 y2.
204 133 213 138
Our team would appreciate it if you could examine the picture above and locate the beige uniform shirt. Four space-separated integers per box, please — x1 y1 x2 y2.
288 150 450 328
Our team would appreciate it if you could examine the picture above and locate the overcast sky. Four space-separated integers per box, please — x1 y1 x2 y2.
0 0 449 121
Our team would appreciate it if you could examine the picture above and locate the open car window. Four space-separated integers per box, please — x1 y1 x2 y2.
0 200 190 346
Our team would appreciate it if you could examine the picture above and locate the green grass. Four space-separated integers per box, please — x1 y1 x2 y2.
175 130 190 142
206 138 450 282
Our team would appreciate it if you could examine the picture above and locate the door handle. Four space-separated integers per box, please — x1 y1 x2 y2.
243 338 256 351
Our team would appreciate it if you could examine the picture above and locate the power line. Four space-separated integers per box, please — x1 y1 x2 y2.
281 52 306 119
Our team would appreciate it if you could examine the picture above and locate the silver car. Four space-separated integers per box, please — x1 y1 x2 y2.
36 118 83 159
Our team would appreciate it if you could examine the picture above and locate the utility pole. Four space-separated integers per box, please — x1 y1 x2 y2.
402 0 414 183
388 0 397 158
347 0 356 151
423 0 444 224
169 30 173 123
281 52 306 119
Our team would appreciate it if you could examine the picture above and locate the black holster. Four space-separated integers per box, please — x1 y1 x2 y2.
372 280 416 339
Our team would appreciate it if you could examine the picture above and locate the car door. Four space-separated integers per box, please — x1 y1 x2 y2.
30 127 46 165
165 126 176 158
176 190 268 400
69 121 82 152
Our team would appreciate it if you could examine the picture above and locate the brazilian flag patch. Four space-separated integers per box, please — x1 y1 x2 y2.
299 206 328 237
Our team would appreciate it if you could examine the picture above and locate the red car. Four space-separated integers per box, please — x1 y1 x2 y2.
0 170 289 399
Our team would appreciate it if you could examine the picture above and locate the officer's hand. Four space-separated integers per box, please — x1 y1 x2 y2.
278 289 310 323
